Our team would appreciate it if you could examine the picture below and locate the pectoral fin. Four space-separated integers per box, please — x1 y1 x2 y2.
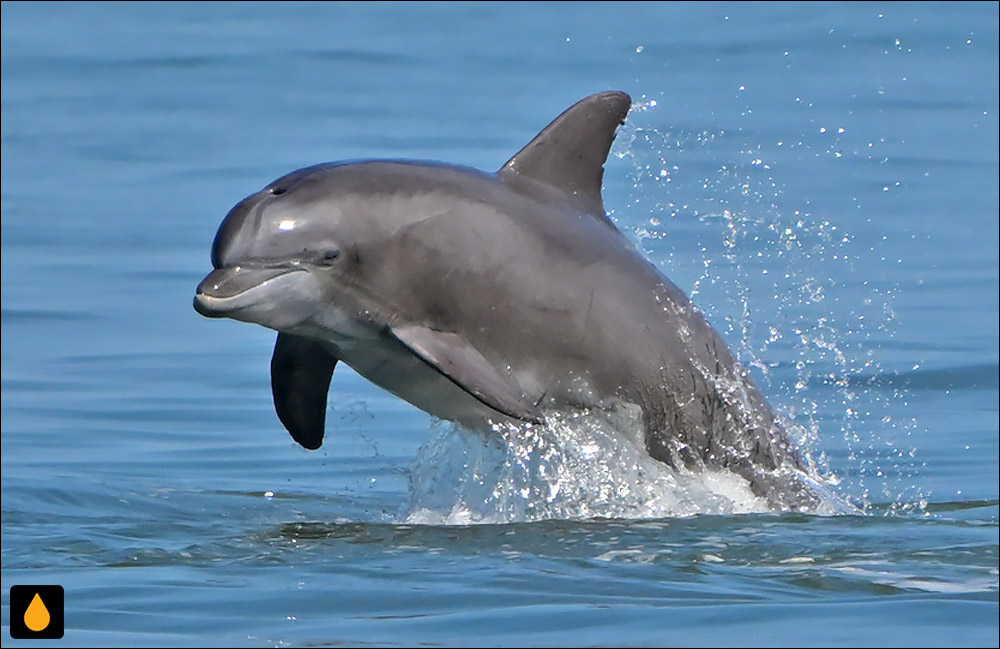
390 324 543 424
270 333 338 449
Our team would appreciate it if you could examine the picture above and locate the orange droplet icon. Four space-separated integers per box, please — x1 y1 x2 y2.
24 592 51 632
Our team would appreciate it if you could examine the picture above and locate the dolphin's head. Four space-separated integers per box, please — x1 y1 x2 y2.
193 164 355 334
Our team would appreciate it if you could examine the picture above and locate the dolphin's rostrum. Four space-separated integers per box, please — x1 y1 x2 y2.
194 91 830 511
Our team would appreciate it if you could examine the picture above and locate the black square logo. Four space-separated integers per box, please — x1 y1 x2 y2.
9 585 64 639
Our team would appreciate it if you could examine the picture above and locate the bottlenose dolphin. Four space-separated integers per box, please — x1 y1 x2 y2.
194 91 826 511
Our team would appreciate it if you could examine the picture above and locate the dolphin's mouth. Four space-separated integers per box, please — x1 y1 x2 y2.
194 265 307 318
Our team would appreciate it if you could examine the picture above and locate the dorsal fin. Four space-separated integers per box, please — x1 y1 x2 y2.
498 91 632 218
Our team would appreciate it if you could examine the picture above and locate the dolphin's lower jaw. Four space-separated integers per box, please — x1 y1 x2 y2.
193 266 317 328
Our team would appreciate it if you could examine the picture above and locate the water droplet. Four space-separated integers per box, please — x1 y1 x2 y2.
25 593 50 632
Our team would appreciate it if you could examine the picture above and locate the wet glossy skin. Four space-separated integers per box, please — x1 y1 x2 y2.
194 93 822 510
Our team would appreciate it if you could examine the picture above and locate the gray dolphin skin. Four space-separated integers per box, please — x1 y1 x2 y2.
194 91 825 511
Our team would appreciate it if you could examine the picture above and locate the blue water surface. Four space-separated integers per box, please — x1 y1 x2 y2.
2 2 997 646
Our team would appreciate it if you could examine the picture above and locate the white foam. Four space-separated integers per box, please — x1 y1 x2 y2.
401 409 813 525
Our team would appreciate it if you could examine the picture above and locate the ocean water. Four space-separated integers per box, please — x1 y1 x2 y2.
2 2 997 646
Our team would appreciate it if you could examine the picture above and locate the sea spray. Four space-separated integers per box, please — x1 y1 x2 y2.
404 408 853 524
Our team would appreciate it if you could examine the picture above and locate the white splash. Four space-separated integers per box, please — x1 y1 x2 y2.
403 409 783 525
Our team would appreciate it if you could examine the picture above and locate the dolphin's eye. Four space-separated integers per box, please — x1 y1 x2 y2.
270 185 287 195
317 249 340 266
